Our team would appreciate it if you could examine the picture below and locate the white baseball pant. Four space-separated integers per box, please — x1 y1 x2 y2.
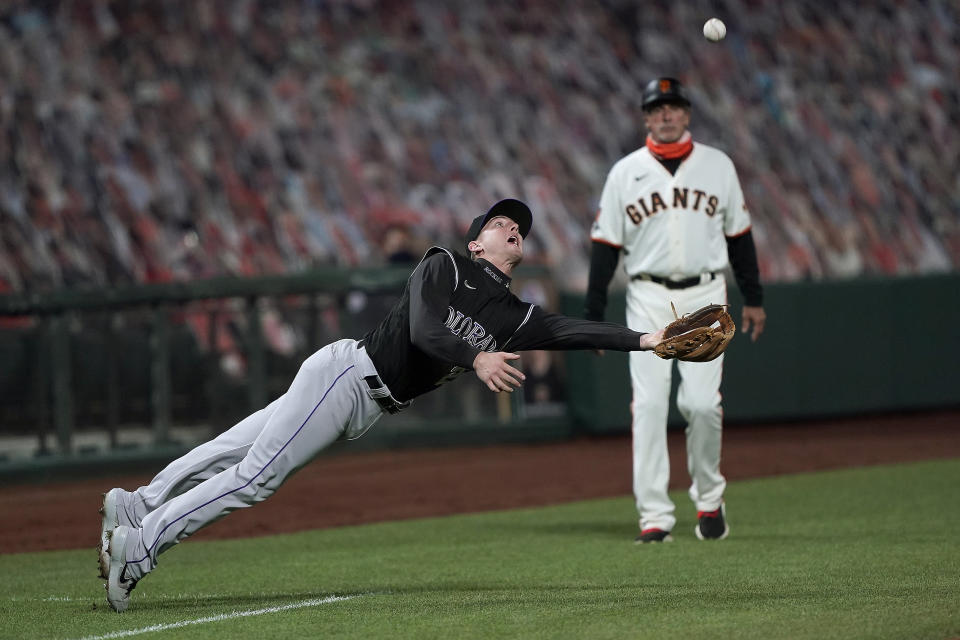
626 276 727 533
118 339 387 580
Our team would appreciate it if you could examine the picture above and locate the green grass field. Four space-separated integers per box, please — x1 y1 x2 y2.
1 459 958 640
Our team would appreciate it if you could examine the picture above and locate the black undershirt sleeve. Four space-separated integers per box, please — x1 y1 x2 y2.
726 230 764 307
408 254 482 369
507 306 647 352
584 241 621 321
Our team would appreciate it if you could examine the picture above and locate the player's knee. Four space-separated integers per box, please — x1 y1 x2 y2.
234 463 284 500
631 400 670 430
678 397 721 421
248 473 282 501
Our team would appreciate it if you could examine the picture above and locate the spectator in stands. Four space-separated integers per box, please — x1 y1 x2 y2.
0 0 955 296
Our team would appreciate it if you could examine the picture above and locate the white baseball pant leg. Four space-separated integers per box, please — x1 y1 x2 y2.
627 340 675 532
116 397 283 529
677 277 728 512
121 339 386 580
677 355 726 512
625 277 727 531
626 283 677 532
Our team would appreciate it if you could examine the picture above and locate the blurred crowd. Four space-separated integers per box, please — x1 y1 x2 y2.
0 0 957 297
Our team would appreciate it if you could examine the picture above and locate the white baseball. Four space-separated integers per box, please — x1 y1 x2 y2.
703 18 726 42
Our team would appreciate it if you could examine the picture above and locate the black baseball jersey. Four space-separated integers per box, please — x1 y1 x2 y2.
361 247 648 402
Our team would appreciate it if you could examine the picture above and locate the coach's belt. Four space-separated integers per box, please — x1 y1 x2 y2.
632 272 719 290
363 374 411 415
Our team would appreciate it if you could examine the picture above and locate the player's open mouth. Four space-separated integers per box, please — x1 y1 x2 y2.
508 235 518 245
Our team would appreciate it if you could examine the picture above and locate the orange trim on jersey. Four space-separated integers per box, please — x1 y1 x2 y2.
591 238 623 249
725 224 752 239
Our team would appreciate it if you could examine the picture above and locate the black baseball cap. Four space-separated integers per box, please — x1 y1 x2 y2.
641 77 691 111
464 199 533 251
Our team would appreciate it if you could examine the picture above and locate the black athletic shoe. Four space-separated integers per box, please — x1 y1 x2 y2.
634 528 674 544
695 504 730 540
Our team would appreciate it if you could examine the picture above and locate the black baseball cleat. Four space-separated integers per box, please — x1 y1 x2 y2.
634 528 674 544
695 504 730 540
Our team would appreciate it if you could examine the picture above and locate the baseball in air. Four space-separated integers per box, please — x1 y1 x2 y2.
703 18 726 42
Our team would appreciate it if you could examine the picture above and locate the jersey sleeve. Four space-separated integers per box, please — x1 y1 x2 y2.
589 163 625 248
584 241 620 321
408 253 482 369
726 230 763 306
506 306 647 352
722 156 753 237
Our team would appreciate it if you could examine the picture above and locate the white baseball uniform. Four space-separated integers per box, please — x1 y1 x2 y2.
590 141 752 533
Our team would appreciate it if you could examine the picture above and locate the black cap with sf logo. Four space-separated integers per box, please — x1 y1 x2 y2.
641 77 691 111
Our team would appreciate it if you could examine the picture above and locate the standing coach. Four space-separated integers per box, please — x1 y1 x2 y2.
585 77 766 543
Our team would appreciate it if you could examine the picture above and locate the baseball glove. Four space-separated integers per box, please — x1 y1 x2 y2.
653 302 735 362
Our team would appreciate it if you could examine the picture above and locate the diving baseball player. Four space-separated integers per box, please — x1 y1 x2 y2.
99 198 670 612
585 78 766 543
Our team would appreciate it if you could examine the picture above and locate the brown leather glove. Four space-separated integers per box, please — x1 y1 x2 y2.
653 303 736 362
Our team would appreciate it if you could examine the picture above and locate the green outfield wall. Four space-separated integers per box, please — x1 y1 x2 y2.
561 272 960 432
1 271 957 476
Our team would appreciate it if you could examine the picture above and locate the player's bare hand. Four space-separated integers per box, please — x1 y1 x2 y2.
639 328 666 351
741 305 766 342
473 351 525 393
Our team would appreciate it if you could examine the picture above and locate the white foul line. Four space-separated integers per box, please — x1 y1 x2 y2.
75 595 359 640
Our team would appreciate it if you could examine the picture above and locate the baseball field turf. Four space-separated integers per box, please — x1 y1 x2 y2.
1 458 957 640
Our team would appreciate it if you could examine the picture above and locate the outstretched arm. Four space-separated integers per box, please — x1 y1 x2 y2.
472 327 663 393
507 307 662 353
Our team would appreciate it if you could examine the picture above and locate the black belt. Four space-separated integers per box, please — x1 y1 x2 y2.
632 272 719 290
363 374 410 415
